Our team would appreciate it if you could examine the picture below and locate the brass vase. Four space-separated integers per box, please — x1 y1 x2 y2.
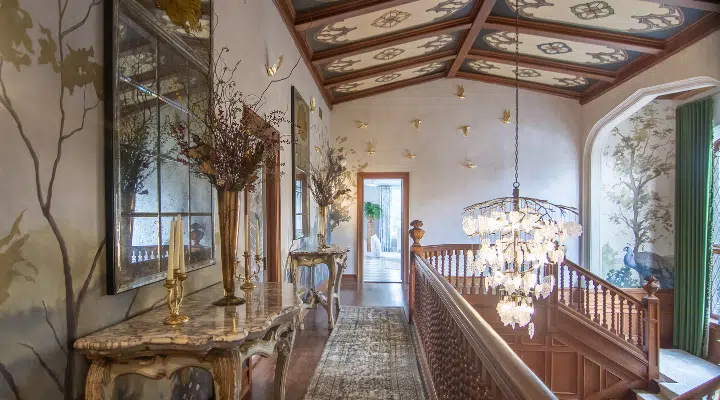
212 190 245 306
317 205 329 249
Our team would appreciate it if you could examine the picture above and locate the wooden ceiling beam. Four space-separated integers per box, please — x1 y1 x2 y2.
581 13 720 104
312 18 472 65
456 71 582 99
448 0 497 78
272 0 333 109
484 16 665 54
467 49 617 82
644 0 720 13
324 51 456 89
295 0 418 31
333 72 446 104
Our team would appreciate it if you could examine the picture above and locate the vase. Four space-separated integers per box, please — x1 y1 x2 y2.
317 205 329 249
212 190 245 306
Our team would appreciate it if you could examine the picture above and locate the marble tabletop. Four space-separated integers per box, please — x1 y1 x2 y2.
74 282 303 357
290 245 350 256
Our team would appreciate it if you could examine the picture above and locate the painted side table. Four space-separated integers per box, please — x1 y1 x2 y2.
74 282 302 400
289 245 349 330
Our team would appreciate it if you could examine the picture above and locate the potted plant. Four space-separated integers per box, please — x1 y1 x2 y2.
364 202 382 252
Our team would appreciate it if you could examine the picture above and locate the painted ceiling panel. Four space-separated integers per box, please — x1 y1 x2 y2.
461 59 596 92
292 0 356 13
306 0 476 51
321 33 460 78
333 61 447 95
473 29 643 70
489 0 707 40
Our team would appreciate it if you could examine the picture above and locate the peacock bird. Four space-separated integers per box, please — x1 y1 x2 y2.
622 246 674 289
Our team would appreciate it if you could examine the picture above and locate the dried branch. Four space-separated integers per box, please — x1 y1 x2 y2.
42 301 67 357
75 238 106 322
18 343 64 393
252 56 302 109
0 362 22 400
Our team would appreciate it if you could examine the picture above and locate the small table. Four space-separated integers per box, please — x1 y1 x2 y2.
74 282 302 400
289 245 349 330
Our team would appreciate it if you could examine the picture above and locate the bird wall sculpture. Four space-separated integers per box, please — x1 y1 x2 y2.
456 85 465 99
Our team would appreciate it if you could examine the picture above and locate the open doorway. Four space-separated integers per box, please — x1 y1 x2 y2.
356 173 409 283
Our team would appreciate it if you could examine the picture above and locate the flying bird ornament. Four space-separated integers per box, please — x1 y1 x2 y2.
310 97 316 112
266 55 283 77
355 121 368 129
366 141 376 155
411 119 422 131
500 110 511 124
404 149 416 159
459 125 470 136
464 160 476 169
456 85 465 99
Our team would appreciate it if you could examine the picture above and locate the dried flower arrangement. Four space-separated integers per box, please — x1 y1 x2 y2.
309 136 354 208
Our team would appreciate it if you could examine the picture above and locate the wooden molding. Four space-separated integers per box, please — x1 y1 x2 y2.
484 16 665 54
581 13 720 105
448 0 497 78
456 71 583 100
295 0 417 31
656 85 716 100
272 0 333 109
644 0 720 12
341 274 358 284
324 51 456 89
333 71 446 104
312 18 472 64
467 49 617 82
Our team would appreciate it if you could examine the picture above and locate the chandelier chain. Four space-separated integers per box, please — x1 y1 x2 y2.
513 0 520 189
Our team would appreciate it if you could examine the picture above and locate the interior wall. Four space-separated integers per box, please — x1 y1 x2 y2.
0 1 328 399
329 79 584 274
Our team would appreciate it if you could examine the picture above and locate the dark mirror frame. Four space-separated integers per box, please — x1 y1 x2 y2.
104 0 215 294
291 86 310 241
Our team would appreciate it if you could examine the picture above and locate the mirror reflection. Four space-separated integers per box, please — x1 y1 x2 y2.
292 87 310 240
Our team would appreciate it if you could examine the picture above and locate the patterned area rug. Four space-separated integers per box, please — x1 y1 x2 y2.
304 307 426 400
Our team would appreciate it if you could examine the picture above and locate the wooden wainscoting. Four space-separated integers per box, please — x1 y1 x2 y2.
464 293 647 399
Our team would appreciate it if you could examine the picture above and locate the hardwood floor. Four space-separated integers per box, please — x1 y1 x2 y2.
248 282 409 400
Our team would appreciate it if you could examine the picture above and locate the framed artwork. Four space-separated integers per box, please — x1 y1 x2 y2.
291 86 311 240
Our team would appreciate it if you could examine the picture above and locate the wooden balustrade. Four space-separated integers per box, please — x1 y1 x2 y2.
409 222 556 400
673 375 720 399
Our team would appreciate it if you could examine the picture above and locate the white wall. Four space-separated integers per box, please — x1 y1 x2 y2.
330 79 584 274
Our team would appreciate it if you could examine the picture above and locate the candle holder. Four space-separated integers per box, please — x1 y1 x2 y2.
163 271 190 325
239 251 258 290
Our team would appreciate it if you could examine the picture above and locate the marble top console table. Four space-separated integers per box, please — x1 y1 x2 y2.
75 282 303 400
289 245 349 330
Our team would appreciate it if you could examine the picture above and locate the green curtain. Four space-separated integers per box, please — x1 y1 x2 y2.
673 97 715 357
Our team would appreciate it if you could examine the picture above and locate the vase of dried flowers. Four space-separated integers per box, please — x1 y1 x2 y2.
317 205 328 249
167 47 287 306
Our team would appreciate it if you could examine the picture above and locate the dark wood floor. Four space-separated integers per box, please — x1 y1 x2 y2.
248 282 409 400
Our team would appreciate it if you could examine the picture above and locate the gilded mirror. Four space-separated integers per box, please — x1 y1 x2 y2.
291 86 310 240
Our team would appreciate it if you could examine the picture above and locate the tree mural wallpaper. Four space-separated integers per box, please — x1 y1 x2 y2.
601 100 676 289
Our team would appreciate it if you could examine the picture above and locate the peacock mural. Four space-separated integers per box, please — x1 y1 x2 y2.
600 100 676 289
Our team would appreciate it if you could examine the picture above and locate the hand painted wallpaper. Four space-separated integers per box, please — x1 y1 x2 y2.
599 100 676 289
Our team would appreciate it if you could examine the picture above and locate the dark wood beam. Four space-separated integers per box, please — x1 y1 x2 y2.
332 72 446 104
272 0 333 109
295 0 418 31
581 13 720 105
467 49 617 82
312 18 472 65
484 16 665 54
644 0 720 13
448 0 496 78
324 51 456 88
456 71 582 100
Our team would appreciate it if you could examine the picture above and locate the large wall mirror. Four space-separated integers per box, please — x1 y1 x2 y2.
106 0 214 294
291 87 310 240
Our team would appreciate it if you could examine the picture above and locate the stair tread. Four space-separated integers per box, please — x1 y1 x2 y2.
659 349 720 388
658 382 694 397
633 389 669 400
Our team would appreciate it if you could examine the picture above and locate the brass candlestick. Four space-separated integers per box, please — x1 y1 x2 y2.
239 251 258 290
163 271 190 325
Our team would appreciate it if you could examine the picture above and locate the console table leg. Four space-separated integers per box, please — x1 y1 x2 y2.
326 258 337 330
274 326 296 400
212 349 243 400
85 359 112 400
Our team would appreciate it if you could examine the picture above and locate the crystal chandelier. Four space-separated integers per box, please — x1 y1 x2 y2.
460 0 582 338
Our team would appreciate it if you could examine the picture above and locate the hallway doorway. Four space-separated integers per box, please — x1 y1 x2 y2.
356 173 409 283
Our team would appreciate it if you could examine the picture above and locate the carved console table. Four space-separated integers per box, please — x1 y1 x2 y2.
289 245 349 330
74 282 303 400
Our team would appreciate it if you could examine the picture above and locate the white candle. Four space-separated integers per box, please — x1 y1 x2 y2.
177 215 186 274
168 218 176 280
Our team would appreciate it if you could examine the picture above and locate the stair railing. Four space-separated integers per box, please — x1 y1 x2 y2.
673 374 720 399
409 221 557 400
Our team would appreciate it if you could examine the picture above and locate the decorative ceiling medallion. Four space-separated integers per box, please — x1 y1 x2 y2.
372 10 412 28
570 1 615 20
466 59 589 88
537 42 572 55
336 82 364 93
415 62 444 74
374 48 406 61
504 0 684 33
376 73 402 83
315 24 357 43
326 58 362 72
427 0 473 19
483 31 628 65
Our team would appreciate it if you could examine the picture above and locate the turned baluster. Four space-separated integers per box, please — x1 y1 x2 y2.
442 250 447 278
637 303 643 347
560 264 566 305
585 278 591 318
602 286 608 328
455 250 461 288
594 282 600 323
463 251 469 295
619 297 625 340
610 292 617 334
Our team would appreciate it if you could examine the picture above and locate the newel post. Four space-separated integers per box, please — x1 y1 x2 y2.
408 220 424 324
642 275 660 380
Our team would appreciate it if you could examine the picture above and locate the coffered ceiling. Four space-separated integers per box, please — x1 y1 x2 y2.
273 0 720 106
